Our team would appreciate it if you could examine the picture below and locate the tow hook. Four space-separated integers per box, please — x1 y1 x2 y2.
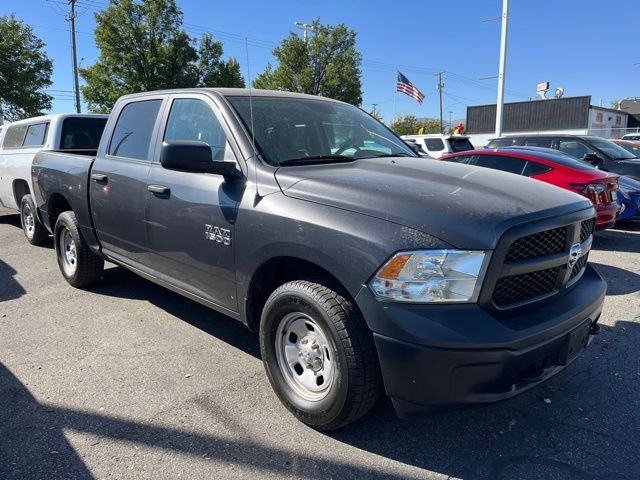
589 322 601 336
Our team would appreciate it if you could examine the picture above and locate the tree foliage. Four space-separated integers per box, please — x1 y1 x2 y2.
253 19 362 106
81 0 243 112
0 15 53 122
388 115 442 136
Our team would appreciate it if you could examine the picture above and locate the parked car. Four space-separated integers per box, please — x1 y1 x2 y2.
0 114 108 244
486 135 640 180
616 175 640 222
612 139 640 158
33 88 604 429
441 147 620 229
401 134 474 157
620 133 640 141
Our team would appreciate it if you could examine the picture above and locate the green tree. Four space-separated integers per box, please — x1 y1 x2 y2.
0 15 53 122
253 19 362 105
197 34 244 88
388 115 420 136
81 0 243 112
418 118 442 134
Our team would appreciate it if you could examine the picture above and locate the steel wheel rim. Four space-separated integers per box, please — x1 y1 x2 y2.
58 227 77 276
275 312 336 401
22 203 35 238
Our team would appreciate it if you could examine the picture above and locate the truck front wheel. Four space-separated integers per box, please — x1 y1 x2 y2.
259 280 382 430
54 211 104 287
20 194 49 245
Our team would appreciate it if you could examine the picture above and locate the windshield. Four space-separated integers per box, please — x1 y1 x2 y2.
616 142 640 158
588 137 638 160
226 96 416 165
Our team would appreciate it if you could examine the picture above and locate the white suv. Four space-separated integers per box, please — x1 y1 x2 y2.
400 134 474 158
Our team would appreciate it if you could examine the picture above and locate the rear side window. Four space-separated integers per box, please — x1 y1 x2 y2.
523 162 552 176
425 138 445 151
523 137 552 148
164 98 235 161
109 100 162 160
23 123 49 147
475 154 528 175
3 125 28 149
557 140 594 159
60 117 107 150
487 138 518 148
449 138 474 152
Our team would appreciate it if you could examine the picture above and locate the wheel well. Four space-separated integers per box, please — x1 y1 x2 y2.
245 257 349 332
47 194 72 229
12 180 30 205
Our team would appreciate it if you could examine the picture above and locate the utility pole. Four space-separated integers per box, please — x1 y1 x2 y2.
436 72 444 134
67 0 81 113
494 0 509 137
294 22 315 42
449 111 453 132
371 103 378 117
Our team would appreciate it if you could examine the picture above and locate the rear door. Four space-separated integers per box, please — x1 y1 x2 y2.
144 94 243 312
90 97 165 263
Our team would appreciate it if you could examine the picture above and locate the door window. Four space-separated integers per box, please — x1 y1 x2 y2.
523 137 552 148
164 98 235 161
23 123 49 147
425 138 445 151
109 99 162 160
557 140 595 159
474 154 528 175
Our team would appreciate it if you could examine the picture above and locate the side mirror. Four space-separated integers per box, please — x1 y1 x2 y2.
583 153 603 166
160 141 236 176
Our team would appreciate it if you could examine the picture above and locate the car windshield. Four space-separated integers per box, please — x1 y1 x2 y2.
226 95 416 165
588 137 638 160
616 142 640 157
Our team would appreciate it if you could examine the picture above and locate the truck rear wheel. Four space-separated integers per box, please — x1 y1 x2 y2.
54 211 104 287
20 194 49 245
259 280 382 430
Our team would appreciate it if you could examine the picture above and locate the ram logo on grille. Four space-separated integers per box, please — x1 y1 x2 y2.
568 243 582 269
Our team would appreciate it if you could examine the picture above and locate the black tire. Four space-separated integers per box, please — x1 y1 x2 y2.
54 211 104 287
260 280 382 430
20 194 49 245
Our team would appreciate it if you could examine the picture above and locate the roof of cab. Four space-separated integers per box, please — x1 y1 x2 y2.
118 87 346 103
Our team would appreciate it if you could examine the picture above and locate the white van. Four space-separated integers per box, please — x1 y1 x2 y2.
0 114 108 244
400 134 474 158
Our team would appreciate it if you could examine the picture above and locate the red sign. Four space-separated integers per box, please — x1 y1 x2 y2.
596 112 603 122
616 115 622 126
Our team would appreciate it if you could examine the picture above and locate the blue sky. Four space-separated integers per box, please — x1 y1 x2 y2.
3 0 639 124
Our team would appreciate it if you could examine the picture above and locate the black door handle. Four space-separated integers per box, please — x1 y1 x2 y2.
91 173 108 183
147 184 171 196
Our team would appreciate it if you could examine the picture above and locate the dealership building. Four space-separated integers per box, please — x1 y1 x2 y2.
465 96 630 147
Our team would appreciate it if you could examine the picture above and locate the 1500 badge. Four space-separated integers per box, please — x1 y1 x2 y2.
205 224 231 245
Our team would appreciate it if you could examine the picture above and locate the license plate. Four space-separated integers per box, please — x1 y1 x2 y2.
557 322 591 365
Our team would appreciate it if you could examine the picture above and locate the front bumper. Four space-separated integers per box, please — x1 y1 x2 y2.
355 265 606 412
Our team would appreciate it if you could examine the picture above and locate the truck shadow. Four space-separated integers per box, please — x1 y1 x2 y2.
0 259 26 302
2 320 638 479
590 262 640 295
593 228 640 254
86 266 261 359
0 212 21 228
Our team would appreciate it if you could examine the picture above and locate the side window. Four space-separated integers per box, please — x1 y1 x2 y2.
23 123 49 147
523 137 552 148
164 98 235 161
60 118 107 150
523 162 552 177
425 138 445 151
109 99 162 160
446 154 476 165
557 140 594 159
487 138 518 148
475 154 527 175
3 125 28 149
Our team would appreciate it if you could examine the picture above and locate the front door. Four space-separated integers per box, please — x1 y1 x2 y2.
144 96 243 312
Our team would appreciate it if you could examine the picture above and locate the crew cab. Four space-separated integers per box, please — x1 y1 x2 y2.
32 89 605 429
0 114 107 244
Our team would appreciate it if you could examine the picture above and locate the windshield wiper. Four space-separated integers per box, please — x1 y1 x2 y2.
356 152 416 159
279 155 355 166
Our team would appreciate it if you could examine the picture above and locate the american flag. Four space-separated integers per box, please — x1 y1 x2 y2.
396 71 425 104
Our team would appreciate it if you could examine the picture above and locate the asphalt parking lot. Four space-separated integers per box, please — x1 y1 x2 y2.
1 207 638 480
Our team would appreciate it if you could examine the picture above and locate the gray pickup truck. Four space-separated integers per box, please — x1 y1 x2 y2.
32 89 606 430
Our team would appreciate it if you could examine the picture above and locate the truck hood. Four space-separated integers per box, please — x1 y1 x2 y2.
275 157 592 249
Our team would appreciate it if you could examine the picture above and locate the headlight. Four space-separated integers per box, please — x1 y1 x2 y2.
369 250 489 303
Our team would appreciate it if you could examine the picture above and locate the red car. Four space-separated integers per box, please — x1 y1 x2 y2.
441 147 620 229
